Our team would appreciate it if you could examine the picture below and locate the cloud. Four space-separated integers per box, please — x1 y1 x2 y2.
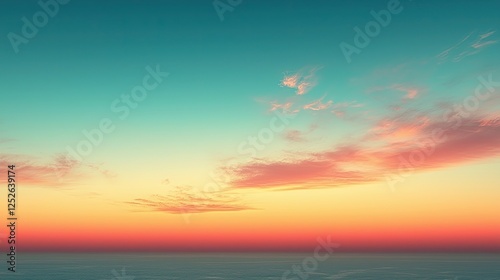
479 113 500 127
297 82 313 95
284 130 305 142
280 67 319 95
0 154 59 186
437 30 498 63
281 74 299 88
126 185 255 214
368 113 430 142
86 162 117 179
403 88 419 99
0 138 15 144
226 149 379 189
269 97 336 114
303 97 333 111
369 84 421 100
269 101 299 113
0 153 113 187
161 178 171 185
394 116 500 169
329 101 364 118
225 104 500 189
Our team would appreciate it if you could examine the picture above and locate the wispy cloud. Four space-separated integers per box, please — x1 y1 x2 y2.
368 113 430 142
0 138 15 144
126 185 255 214
269 101 299 113
0 153 113 186
479 113 500 127
280 67 319 95
281 74 299 88
437 30 498 63
303 97 333 111
369 84 422 100
284 129 306 142
0 154 57 185
330 101 364 118
403 88 419 99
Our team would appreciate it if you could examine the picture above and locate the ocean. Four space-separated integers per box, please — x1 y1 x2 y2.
0 253 498 279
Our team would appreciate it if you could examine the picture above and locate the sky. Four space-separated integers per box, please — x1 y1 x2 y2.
0 0 500 252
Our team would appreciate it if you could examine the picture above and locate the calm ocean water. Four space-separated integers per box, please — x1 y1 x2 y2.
0 253 498 279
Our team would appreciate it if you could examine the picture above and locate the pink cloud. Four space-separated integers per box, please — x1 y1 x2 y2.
369 84 421 100
479 113 500 127
0 153 113 187
369 115 430 142
225 109 500 189
403 88 419 99
0 158 54 186
332 110 345 118
227 152 379 189
379 117 500 170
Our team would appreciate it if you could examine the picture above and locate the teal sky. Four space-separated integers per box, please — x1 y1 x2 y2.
1 0 500 182
0 1 500 172
0 0 500 152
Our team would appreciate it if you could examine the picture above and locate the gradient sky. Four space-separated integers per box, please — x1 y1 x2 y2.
1 0 500 252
